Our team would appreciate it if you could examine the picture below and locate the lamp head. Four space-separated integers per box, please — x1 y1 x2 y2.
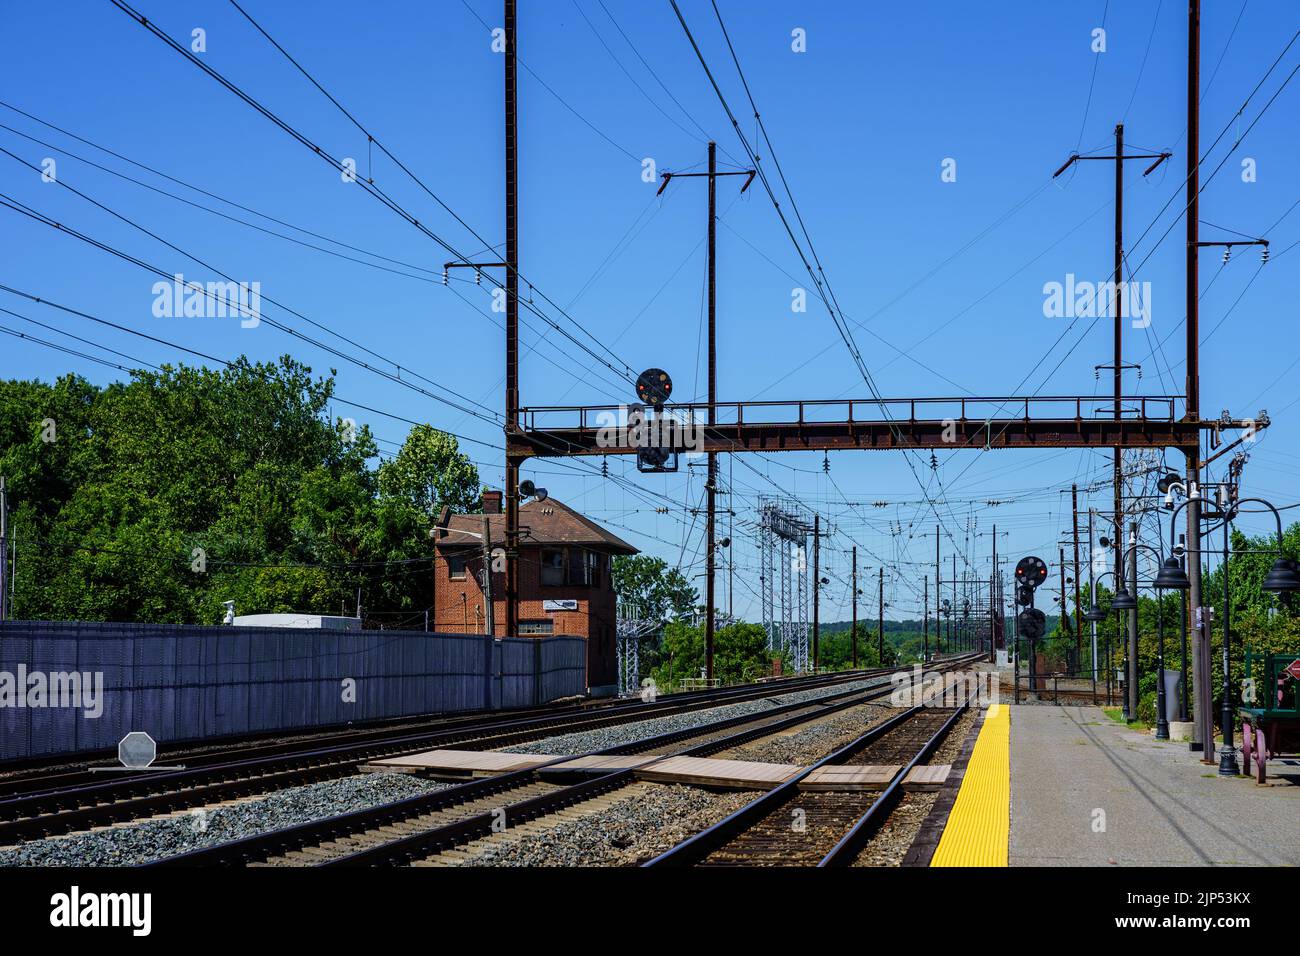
1154 556 1190 591
1262 558 1300 594
1110 586 1138 611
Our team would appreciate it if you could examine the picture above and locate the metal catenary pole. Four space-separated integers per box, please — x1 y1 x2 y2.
503 0 521 641
851 545 858 668
877 566 884 666
1185 0 1213 761
812 512 820 671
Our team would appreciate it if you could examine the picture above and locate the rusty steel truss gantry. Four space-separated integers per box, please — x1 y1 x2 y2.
507 395 1253 459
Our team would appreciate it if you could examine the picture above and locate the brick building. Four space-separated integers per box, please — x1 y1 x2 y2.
431 490 637 694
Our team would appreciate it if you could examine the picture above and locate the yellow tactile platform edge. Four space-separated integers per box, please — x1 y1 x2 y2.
930 703 1009 867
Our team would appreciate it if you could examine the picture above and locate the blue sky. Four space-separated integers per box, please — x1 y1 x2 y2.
1 0 1297 623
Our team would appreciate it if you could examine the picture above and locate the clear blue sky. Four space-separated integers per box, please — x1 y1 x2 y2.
1 0 1297 623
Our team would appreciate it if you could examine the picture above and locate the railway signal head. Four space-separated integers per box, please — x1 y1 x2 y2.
635 368 673 410
1014 556 1049 589
1016 608 1046 639
636 445 678 474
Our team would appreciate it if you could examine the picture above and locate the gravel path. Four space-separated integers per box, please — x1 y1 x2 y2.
506 677 889 756
447 784 754 867
0 773 447 867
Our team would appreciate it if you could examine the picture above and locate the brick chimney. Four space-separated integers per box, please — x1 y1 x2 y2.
482 489 502 514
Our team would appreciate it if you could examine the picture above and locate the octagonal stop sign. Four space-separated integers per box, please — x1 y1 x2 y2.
118 731 157 769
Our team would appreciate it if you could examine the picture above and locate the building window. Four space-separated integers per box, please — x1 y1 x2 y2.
519 620 554 635
448 554 467 580
586 551 602 589
566 548 586 586
541 548 565 586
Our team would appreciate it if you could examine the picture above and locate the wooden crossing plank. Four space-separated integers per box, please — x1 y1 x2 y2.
800 764 902 791
902 764 952 791
542 754 662 773
363 749 558 776
636 755 801 789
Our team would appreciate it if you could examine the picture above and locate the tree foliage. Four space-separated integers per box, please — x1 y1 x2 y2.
652 620 775 687
0 358 478 624
612 554 696 624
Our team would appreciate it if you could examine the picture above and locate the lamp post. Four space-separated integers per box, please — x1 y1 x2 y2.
1157 494 1300 774
1087 569 1119 707
1110 539 1167 737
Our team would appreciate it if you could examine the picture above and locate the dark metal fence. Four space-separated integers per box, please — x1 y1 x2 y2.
0 620 587 761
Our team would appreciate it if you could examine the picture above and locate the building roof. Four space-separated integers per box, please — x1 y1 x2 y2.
432 498 639 555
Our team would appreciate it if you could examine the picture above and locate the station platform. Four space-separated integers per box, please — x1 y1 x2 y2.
1009 705 1300 866
927 702 1300 867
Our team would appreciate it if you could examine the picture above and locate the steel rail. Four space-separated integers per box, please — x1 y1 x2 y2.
0 667 890 843
644 680 971 865
144 661 975 867
817 705 966 866
320 656 981 868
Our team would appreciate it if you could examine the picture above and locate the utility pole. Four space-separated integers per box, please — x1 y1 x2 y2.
851 545 858 668
878 566 884 667
1185 0 1211 760
503 0 521 642
656 142 754 684
1053 124 1169 687
1089 509 1099 685
1059 545 1068 664
812 512 820 671
923 576 929 663
989 523 997 663
728 457 734 621
1072 483 1083 668
951 553 957 654
0 476 7 622
930 522 941 658
481 515 495 636
706 139 717 683
1128 521 1140 718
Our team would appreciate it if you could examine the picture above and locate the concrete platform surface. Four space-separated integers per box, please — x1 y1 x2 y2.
1011 705 1300 866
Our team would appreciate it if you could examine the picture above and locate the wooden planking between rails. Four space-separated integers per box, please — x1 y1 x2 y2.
367 748 950 791
901 764 951 791
364 749 557 776
801 764 901 791
637 755 802 789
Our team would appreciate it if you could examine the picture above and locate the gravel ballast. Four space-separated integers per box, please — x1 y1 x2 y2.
507 676 892 756
718 702 894 765
0 773 448 867
447 784 754 867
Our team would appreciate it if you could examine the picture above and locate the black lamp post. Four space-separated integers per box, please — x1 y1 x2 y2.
1109 582 1137 721
1116 541 1167 739
1162 495 1300 775
1090 570 1119 708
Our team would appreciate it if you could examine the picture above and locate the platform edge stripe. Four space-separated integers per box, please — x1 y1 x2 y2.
929 704 1009 867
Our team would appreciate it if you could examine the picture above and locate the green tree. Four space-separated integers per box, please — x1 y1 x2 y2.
1 357 480 624
612 554 697 623
377 424 480 517
652 620 775 688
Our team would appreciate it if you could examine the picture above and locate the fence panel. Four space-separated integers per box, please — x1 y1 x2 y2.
0 621 587 761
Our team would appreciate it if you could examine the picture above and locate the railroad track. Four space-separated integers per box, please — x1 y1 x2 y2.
149 654 982 867
0 667 868 799
645 704 967 867
0 667 900 845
